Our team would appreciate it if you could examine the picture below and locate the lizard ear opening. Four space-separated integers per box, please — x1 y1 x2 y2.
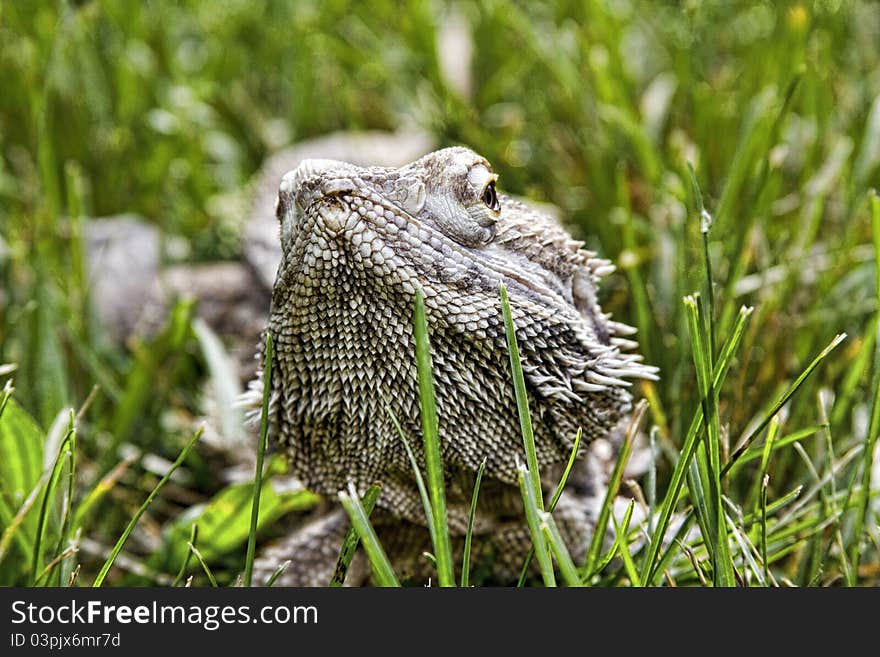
401 181 426 215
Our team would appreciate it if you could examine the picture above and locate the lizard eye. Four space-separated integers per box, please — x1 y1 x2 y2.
482 181 500 212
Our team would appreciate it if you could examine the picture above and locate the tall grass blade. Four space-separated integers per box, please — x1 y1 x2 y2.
517 428 582 586
723 332 848 475
611 500 641 586
500 284 543 510
583 400 647 577
684 294 736 586
331 482 381 587
539 510 582 586
188 541 217 587
92 426 203 587
761 475 770 585
641 305 753 584
265 560 291 587
413 289 455 587
31 413 74 585
517 463 555 586
338 483 400 587
688 163 716 357
172 524 198 587
385 401 434 542
243 332 273 587
461 458 486 587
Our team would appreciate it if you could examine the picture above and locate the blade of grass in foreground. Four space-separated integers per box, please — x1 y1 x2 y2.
0 380 13 419
31 413 74 585
500 284 543 510
331 482 381 587
688 163 716 358
540 510 582 586
265 560 290 587
611 500 641 586
172 524 198 587
413 290 454 587
461 458 486 587
582 400 647 578
385 400 434 543
243 332 274 587
338 483 400 587
517 463 555 586
188 541 218 587
722 332 847 476
641 305 754 585
52 408 78 586
92 425 203 587
516 427 583 588
685 294 736 587
516 428 582 586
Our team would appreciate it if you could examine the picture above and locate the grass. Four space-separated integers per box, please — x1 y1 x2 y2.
1 0 879 586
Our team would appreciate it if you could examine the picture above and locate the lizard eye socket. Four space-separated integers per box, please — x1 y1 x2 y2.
482 181 500 212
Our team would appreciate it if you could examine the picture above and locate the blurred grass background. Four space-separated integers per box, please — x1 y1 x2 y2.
0 0 879 586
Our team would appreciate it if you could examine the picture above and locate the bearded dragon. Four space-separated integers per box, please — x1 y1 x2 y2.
248 146 656 585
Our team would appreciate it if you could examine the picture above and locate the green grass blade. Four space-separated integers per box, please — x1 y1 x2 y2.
0 473 48 567
0 395 45 566
611 499 641 586
0 379 13 419
686 456 713 563
517 463 555 586
172 524 198 587
583 399 647 577
641 305 754 584
52 408 78 586
549 427 582 511
461 458 486 587
331 482 381 587
385 400 434 543
688 163 716 358
413 289 455 587
742 485 803 525
31 414 74 585
243 332 274 587
338 484 400 587
746 414 781 511
653 514 697 586
723 332 847 476
92 425 203 587
188 541 217 587
684 294 736 587
737 425 822 471
500 284 543 510
265 560 291 587
517 427 582 585
540 511 582 586
760 475 770 585
724 508 767 587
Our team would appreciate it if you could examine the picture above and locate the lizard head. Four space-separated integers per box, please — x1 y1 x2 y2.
265 146 656 495
276 146 501 254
